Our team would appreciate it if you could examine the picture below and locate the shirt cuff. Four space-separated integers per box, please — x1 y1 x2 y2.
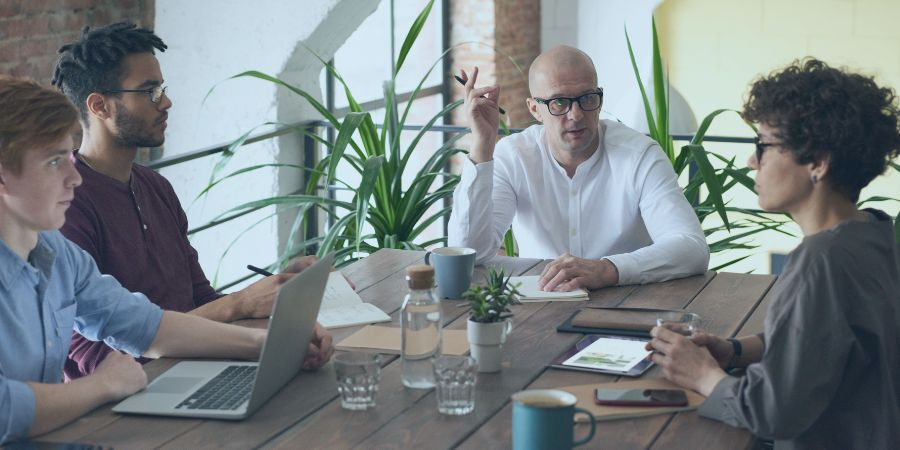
460 156 493 187
2 379 36 444
603 253 638 285
698 374 741 422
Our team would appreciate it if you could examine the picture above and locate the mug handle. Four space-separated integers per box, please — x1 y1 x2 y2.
424 251 432 265
572 407 597 447
500 319 513 344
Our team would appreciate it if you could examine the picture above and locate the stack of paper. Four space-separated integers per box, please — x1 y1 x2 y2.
317 272 391 329
509 275 589 302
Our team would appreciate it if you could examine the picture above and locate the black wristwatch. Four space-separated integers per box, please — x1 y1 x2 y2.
726 338 743 371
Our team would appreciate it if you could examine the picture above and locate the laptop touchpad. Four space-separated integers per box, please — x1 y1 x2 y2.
147 377 204 394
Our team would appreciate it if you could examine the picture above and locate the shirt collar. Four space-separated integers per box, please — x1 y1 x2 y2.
0 232 56 288
541 119 606 179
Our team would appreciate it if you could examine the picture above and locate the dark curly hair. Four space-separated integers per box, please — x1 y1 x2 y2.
742 58 900 202
51 22 166 123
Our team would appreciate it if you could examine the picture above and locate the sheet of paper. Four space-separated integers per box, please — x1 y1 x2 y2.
509 275 589 300
322 272 364 309
562 337 651 373
317 272 390 328
318 303 390 329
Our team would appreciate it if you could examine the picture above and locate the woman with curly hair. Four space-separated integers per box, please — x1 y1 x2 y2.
648 58 900 449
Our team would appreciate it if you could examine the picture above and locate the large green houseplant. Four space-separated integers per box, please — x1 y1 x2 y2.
625 18 789 269
200 0 464 267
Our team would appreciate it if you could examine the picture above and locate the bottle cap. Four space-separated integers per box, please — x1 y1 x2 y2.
406 265 434 290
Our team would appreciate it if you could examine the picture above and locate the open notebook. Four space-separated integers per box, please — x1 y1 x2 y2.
318 272 391 328
509 276 589 302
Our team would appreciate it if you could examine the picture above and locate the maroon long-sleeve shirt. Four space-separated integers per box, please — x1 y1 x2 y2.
61 156 222 379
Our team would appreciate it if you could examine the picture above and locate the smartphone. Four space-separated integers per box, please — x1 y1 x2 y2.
594 388 688 407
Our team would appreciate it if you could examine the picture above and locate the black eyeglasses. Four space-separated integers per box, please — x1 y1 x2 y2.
533 88 604 116
754 137 784 163
103 85 167 103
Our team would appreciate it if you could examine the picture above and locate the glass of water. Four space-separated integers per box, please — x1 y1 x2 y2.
432 355 477 415
334 352 381 411
656 312 703 336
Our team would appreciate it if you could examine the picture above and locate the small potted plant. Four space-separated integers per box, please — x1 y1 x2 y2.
463 267 521 372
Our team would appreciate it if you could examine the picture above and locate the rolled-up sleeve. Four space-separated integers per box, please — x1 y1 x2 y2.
448 156 517 264
63 237 163 357
1 377 36 444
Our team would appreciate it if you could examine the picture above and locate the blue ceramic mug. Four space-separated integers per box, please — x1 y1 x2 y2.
511 389 597 450
424 247 476 298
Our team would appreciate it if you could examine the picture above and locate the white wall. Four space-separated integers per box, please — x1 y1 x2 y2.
154 0 379 289
541 0 684 130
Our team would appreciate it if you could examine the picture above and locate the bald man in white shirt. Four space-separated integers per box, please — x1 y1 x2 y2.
448 46 709 291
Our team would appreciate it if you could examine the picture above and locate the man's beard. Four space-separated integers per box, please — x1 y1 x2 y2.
113 104 165 148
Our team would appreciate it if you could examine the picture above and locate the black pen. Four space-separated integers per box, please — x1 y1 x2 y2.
247 264 274 277
454 75 506 115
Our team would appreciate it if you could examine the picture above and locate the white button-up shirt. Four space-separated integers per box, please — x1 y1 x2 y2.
448 120 709 285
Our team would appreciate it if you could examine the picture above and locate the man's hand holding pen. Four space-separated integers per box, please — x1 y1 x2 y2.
460 66 502 164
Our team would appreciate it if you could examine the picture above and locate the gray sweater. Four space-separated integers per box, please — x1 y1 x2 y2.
699 210 900 449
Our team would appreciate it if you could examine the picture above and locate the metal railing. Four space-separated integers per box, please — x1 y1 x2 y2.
152 119 755 290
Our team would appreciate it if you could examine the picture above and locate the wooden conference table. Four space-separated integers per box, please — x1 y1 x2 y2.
42 249 776 449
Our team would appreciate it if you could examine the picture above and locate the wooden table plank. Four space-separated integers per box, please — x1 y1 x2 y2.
354 280 639 448
648 273 775 450
153 252 540 449
459 272 718 449
340 248 426 292
261 258 548 449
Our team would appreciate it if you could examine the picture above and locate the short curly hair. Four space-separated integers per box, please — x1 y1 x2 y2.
52 22 166 123
0 76 79 175
742 58 900 202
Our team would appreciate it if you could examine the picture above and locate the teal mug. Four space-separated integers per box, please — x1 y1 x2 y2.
424 247 476 298
511 389 597 450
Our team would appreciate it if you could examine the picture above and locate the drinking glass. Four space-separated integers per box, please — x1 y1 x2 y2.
334 352 381 410
656 312 703 336
432 355 477 415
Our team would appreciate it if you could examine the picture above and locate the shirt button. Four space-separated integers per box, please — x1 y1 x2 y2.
143 224 148 230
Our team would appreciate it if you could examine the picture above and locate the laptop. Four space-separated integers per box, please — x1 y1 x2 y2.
112 253 334 420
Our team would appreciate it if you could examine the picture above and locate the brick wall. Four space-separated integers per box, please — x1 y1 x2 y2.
0 0 155 85
449 0 540 129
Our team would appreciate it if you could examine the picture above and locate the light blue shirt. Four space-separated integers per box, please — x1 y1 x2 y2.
0 231 163 444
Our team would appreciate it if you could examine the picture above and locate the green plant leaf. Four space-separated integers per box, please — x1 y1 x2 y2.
710 254 753 271
394 0 434 76
691 109 734 145
624 25 658 140
503 228 518 257
355 155 386 255
895 210 900 243
328 112 369 187
651 17 670 160
686 143 730 230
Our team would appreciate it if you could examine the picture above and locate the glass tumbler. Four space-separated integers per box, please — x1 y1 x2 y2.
334 352 381 411
432 355 477 415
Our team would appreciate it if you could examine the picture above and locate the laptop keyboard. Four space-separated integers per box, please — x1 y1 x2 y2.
175 365 257 411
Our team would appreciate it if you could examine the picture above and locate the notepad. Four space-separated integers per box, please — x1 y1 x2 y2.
317 272 391 329
509 276 589 302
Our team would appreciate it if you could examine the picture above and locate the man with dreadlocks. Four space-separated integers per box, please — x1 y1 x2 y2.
52 22 333 379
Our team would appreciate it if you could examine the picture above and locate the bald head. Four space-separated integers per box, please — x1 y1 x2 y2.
528 46 597 96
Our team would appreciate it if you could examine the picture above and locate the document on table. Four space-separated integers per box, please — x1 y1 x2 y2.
317 272 391 329
509 275 589 302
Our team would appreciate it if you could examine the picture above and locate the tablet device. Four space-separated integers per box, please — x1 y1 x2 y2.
550 334 654 377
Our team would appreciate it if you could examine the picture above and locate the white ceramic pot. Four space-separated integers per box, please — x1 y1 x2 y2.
467 318 512 373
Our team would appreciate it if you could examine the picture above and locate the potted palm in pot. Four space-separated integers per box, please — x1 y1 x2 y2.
463 267 520 372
